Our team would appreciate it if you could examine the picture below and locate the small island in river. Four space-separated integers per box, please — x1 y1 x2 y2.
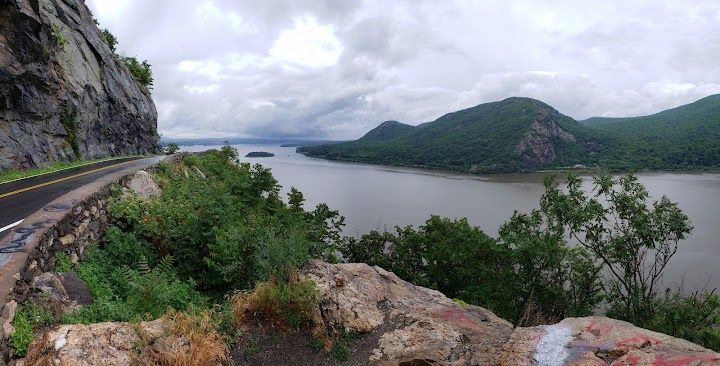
245 151 275 158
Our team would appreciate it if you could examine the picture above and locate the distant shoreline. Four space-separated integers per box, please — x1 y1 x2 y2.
295 150 720 177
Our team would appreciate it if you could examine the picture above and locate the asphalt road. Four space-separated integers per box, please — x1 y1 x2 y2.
0 156 160 240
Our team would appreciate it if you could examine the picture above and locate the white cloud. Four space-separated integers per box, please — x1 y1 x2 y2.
86 0 720 139
270 16 342 68
184 84 220 94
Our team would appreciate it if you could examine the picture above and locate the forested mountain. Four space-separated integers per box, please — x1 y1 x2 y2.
581 94 720 170
299 95 720 173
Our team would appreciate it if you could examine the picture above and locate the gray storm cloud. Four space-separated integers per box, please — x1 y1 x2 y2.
87 0 720 139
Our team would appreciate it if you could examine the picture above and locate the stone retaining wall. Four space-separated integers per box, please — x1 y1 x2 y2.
10 178 126 302
0 156 167 362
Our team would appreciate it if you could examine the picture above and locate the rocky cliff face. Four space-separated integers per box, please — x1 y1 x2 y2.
515 108 577 170
0 0 160 171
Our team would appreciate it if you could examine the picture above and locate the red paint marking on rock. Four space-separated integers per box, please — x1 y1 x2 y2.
652 354 720 366
615 334 661 348
439 306 480 327
585 319 614 339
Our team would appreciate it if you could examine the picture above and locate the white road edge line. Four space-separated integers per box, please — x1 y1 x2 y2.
0 219 24 233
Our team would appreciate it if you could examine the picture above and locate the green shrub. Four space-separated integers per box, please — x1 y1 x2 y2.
105 146 343 294
330 340 350 361
122 56 153 89
164 142 179 155
342 215 602 325
102 28 117 53
630 290 720 351
51 23 68 49
10 303 53 357
55 252 72 272
10 309 32 357
63 246 206 324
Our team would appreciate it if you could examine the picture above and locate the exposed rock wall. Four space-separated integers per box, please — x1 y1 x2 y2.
515 108 577 169
0 0 160 171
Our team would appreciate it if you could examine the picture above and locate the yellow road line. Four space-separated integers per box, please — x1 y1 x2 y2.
0 159 137 199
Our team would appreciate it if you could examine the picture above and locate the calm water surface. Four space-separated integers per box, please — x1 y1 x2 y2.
182 144 720 290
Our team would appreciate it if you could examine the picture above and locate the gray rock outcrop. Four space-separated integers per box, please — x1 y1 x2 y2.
124 170 161 200
515 108 577 170
17 260 720 365
301 260 720 365
24 319 167 365
0 0 160 171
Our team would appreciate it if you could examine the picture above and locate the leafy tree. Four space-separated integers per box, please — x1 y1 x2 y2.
341 215 602 325
539 174 693 324
164 142 179 155
497 210 603 324
102 28 117 53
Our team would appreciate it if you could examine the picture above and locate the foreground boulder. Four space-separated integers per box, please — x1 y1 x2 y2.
29 271 93 315
301 260 515 365
24 320 166 365
124 170 162 200
499 317 720 366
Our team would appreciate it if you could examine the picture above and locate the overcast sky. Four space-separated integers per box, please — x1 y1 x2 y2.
87 0 720 140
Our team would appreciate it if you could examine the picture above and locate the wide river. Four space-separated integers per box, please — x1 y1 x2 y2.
182 144 720 290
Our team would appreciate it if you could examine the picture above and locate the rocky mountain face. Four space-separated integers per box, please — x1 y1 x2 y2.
515 107 577 169
0 0 160 171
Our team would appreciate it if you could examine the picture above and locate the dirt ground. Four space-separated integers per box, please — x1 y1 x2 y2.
230 321 393 366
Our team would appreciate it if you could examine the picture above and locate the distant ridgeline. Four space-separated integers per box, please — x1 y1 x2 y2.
298 95 720 173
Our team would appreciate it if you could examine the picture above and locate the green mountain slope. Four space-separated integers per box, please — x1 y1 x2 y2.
358 120 416 141
299 95 720 173
300 97 604 173
581 94 720 170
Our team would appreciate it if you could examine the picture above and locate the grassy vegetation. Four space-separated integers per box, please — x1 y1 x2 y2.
0 156 143 184
300 95 720 173
230 276 319 329
10 303 54 357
